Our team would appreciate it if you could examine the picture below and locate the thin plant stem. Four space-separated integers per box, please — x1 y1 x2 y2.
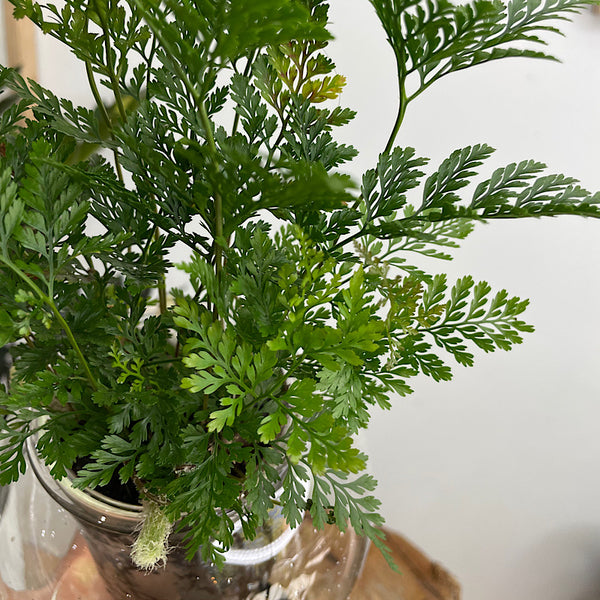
231 50 257 136
0 257 99 391
338 56 409 250
94 0 127 122
198 101 225 320
130 0 226 318
84 61 124 182
384 68 408 154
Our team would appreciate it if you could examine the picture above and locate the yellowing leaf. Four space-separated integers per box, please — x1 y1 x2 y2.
301 75 347 103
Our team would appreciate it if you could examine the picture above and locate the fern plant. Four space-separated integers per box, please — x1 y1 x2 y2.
0 0 597 570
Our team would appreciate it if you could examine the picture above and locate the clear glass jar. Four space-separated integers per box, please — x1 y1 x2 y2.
0 439 369 600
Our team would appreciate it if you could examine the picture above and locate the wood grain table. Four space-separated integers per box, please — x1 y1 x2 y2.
0 527 460 599
351 529 460 600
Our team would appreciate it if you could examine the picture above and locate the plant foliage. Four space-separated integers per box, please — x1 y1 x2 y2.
0 0 597 570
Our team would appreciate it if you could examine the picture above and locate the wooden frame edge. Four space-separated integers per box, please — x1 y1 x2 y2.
2 1 37 79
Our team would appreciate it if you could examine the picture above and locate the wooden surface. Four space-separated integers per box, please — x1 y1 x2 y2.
351 528 461 600
0 528 460 599
3 1 37 78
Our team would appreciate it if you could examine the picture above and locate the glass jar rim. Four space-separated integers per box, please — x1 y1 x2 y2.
26 434 144 534
25 434 313 565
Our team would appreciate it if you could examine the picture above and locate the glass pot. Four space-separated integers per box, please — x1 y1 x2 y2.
0 438 369 600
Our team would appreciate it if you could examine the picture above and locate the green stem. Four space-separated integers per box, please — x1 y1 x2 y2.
339 60 408 250
152 221 168 314
349 192 364 213
198 98 224 312
94 0 127 122
158 278 167 314
330 224 368 252
383 72 408 155
85 61 112 134
231 50 257 137
49 306 98 391
84 61 124 182
293 46 309 95
129 0 203 111
131 1 226 317
144 36 159 102
0 257 99 391
144 356 182 367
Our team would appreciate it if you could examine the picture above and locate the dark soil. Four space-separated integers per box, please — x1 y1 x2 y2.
71 458 141 506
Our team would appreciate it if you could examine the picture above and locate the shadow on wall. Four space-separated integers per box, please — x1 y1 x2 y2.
512 526 600 600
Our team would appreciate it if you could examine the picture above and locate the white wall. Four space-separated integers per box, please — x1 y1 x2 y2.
33 4 600 598
328 3 600 600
